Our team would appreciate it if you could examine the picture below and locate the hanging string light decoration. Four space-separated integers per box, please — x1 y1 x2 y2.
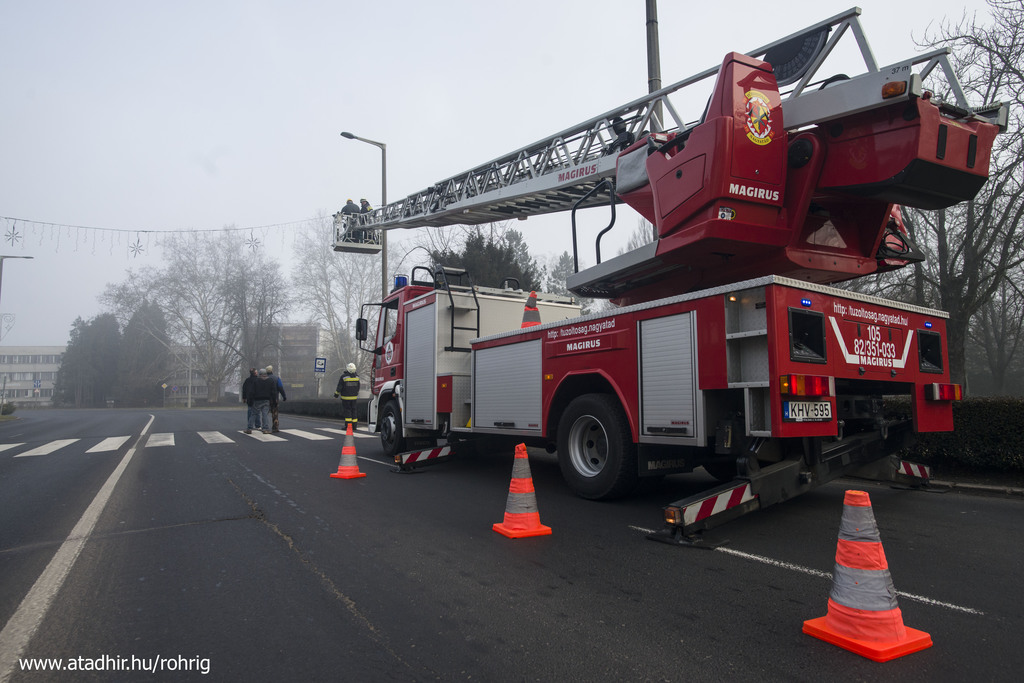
0 215 312 259
4 220 22 247
128 232 145 258
245 230 262 252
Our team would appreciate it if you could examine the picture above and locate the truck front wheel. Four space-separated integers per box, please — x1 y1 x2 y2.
557 394 637 500
380 399 406 457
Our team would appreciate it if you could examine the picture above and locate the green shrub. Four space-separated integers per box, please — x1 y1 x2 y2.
893 397 1024 473
0 403 14 416
278 398 368 421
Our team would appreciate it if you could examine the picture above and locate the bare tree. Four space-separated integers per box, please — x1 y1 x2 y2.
619 217 656 254
223 250 291 372
102 231 291 402
291 213 380 390
968 274 1024 394
149 232 244 402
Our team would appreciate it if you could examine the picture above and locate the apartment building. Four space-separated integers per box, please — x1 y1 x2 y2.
0 346 65 407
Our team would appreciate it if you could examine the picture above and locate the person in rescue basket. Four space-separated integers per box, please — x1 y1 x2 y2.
341 198 363 241
242 367 262 434
252 368 275 434
334 362 360 428
266 365 286 432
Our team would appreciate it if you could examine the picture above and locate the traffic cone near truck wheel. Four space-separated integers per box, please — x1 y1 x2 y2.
803 490 931 662
330 423 367 479
493 443 552 538
521 291 541 328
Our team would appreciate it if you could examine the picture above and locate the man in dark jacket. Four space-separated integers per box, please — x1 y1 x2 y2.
252 368 276 434
266 365 287 433
242 367 262 433
334 362 360 428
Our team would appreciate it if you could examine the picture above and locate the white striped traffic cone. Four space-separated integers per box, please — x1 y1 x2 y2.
803 490 931 661
521 291 541 328
330 423 366 479
493 443 551 538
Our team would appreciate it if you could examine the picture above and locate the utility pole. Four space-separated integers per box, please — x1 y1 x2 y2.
646 0 662 130
646 0 662 242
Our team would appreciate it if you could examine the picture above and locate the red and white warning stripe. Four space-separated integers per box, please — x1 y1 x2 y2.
396 446 452 466
684 483 755 526
897 461 931 479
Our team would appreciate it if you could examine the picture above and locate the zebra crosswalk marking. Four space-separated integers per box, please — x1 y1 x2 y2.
317 427 376 439
280 429 332 441
3 427 383 456
241 430 286 442
86 436 131 453
14 439 81 457
146 433 175 448
198 431 235 444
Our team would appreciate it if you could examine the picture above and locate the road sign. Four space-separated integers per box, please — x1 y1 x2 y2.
314 357 327 373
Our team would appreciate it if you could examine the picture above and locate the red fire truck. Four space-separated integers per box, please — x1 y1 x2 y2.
340 9 1006 538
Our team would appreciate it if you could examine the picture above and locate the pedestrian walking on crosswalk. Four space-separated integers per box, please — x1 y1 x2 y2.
242 368 263 434
252 368 275 434
267 365 287 433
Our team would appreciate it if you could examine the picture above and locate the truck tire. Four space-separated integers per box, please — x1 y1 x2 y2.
557 393 638 500
379 399 406 457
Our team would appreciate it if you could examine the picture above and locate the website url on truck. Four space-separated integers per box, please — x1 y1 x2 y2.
19 654 210 675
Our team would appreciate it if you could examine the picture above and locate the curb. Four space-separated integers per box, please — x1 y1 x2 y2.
927 478 1024 498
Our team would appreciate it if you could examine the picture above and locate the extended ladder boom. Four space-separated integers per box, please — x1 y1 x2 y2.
335 7 1005 251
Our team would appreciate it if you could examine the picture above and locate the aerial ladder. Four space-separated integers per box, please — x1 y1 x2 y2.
335 7 1006 306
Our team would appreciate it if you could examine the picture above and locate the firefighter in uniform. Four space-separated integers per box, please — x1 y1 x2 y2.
334 362 360 427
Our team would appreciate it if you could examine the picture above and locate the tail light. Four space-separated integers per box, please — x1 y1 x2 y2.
779 374 834 397
924 383 962 401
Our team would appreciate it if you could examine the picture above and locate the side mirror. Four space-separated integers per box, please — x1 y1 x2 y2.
355 318 368 342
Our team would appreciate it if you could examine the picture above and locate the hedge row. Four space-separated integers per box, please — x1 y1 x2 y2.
278 398 369 421
889 397 1024 472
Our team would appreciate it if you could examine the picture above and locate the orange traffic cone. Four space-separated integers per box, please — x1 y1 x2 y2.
493 443 551 538
521 291 541 328
803 490 931 662
330 423 366 479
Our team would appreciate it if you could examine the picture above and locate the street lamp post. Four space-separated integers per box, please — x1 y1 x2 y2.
340 131 388 299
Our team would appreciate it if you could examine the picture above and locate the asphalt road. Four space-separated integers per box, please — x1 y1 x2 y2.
1 408 1023 682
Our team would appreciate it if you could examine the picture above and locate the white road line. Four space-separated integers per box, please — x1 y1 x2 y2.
14 439 80 458
240 430 287 442
280 429 332 441
628 525 984 615
0 444 25 454
145 433 175 448
0 414 155 683
86 436 132 453
198 431 235 444
317 427 375 439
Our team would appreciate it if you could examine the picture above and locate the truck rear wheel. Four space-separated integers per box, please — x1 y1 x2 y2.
380 399 406 457
557 394 637 500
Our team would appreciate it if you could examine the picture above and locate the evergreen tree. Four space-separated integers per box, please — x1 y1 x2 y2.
53 314 121 407
117 301 171 406
430 226 541 291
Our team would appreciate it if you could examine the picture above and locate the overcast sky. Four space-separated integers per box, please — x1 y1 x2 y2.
0 0 992 347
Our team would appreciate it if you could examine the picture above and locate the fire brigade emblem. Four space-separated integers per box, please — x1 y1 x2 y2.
744 90 774 146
